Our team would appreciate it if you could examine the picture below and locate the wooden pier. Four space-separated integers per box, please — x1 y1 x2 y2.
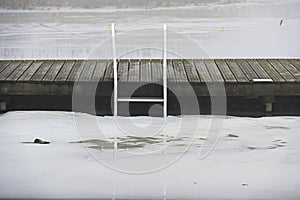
0 59 299 116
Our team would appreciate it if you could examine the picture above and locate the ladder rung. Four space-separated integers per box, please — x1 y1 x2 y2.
118 98 164 102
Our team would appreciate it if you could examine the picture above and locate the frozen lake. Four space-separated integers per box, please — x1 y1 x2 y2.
1 0 300 59
1 1 300 199
0 111 299 199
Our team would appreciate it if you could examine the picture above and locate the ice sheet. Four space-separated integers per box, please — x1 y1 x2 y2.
0 111 299 199
0 0 300 59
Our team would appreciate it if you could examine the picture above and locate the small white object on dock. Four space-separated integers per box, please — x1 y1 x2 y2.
251 79 273 82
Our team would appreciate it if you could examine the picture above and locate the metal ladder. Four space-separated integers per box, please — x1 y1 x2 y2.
111 23 168 118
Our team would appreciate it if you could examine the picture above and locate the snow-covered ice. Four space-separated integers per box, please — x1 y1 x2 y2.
1 0 300 59
0 111 299 199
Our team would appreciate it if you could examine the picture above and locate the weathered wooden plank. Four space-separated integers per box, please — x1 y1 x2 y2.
151 60 163 82
183 59 200 82
167 60 176 82
215 59 236 82
127 60 140 82
67 60 85 82
204 59 224 82
1 59 300 85
288 59 300 71
79 60 97 82
6 61 33 81
118 60 129 82
31 61 54 81
55 60 75 82
18 61 43 81
91 60 107 82
236 59 259 80
172 60 188 82
278 59 300 81
256 59 285 82
140 60 151 82
225 59 248 82
246 59 271 79
157 60 163 82
0 61 21 81
193 60 211 82
267 59 295 82
0 61 11 73
43 60 65 82
103 60 114 82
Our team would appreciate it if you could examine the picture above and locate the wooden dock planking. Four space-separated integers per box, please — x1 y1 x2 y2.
79 60 97 82
18 60 43 81
267 59 295 82
183 59 200 82
204 59 224 82
140 60 151 82
256 59 285 82
43 60 65 82
225 59 248 82
0 61 22 81
0 61 11 73
157 60 163 82
31 61 54 82
103 60 114 82
193 60 212 82
6 61 33 81
0 59 299 85
128 60 140 82
167 60 176 82
118 60 129 82
172 60 188 82
246 59 271 79
91 60 107 82
0 59 299 116
55 60 75 82
215 59 237 82
278 59 300 81
235 59 259 80
288 59 300 71
151 60 163 82
67 60 85 82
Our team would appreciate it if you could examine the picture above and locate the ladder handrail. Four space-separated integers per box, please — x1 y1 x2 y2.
163 24 167 118
112 23 118 117
112 23 168 118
